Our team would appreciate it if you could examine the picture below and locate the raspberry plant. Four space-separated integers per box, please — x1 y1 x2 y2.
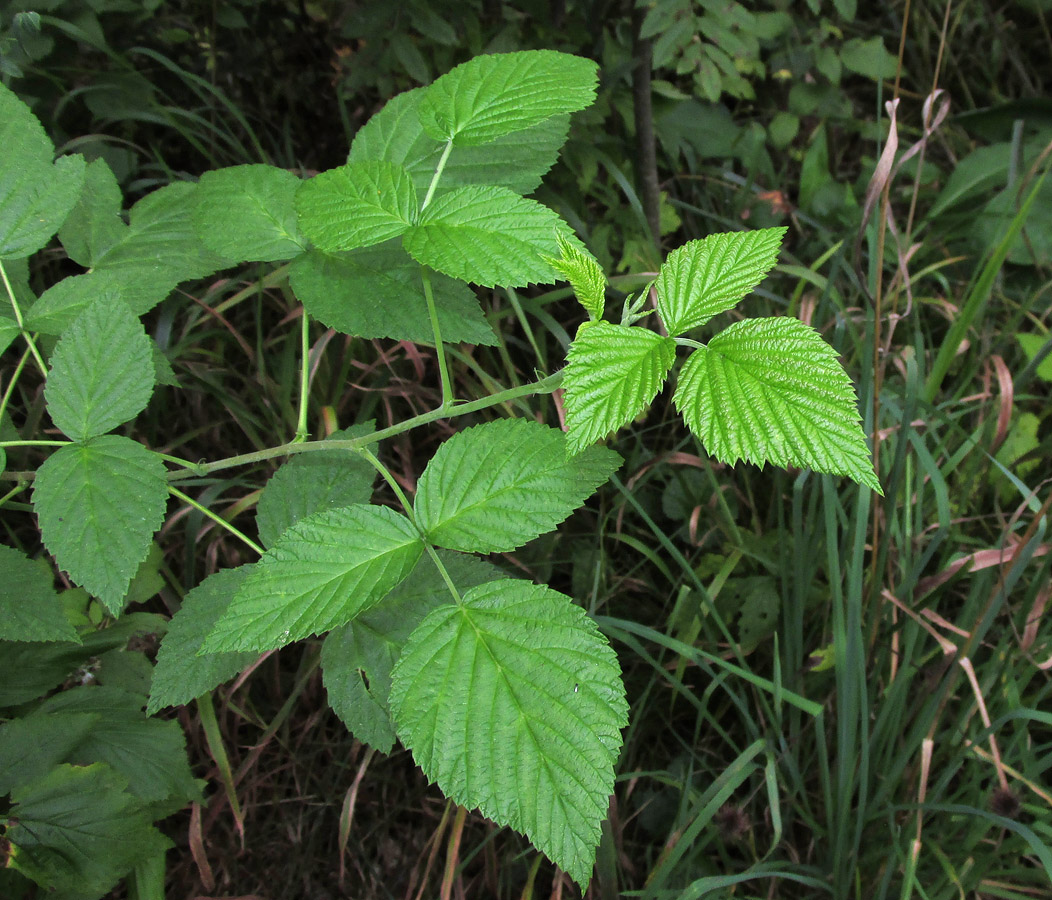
0 50 879 895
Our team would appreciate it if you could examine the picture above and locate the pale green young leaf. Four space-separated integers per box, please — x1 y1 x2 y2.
350 87 569 196
417 50 599 146
403 185 577 287
414 418 621 552
256 424 376 549
0 544 79 643
0 82 86 259
563 322 676 454
295 160 417 252
194 164 306 262
672 318 881 492
202 504 424 653
58 157 125 268
655 227 787 337
322 551 504 753
147 566 258 714
289 244 497 345
44 296 155 441
33 436 169 614
389 579 628 889
545 233 606 320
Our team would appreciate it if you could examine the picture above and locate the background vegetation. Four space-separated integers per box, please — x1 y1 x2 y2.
1 0 1051 897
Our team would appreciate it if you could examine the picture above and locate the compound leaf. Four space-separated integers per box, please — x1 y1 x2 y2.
563 322 676 454
33 436 169 614
194 163 305 262
0 544 79 643
147 566 258 714
203 504 424 653
44 296 155 441
414 419 621 552
295 160 417 252
417 50 598 146
404 185 576 287
655 227 786 336
389 579 628 889
672 317 881 492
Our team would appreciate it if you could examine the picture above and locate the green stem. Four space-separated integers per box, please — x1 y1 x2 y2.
294 308 311 442
167 371 564 482
169 485 264 555
674 337 705 350
421 140 454 210
0 346 32 423
0 440 70 450
0 260 47 377
420 267 454 407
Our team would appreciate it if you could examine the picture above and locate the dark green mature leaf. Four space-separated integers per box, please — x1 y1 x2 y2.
563 322 676 454
417 50 598 146
350 87 569 196
203 504 424 653
389 579 628 889
673 317 881 492
0 82 86 258
289 244 497 345
256 424 376 549
147 566 258 714
4 763 170 895
295 160 417 252
194 164 306 262
655 228 786 336
33 436 169 614
0 314 19 356
44 296 154 441
404 185 577 287
0 545 78 643
322 552 505 753
414 419 621 552
0 711 99 796
58 157 125 268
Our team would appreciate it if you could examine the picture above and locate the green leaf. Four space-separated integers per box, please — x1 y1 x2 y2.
0 82 86 258
545 233 606 320
4 763 170 895
147 566 258 714
1017 332 1052 383
58 157 125 268
295 160 417 252
563 322 676 454
321 551 504 753
256 424 376 549
417 50 598 146
350 87 570 196
672 318 881 492
289 244 497 345
389 579 628 889
414 419 621 552
839 36 897 80
33 436 169 614
194 164 306 262
404 185 576 287
202 504 424 653
44 296 155 441
0 545 79 643
0 314 19 356
655 228 786 336
0 710 100 796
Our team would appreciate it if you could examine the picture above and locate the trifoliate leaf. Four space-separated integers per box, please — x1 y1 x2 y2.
0 82 86 258
33 436 169 614
147 566 258 714
389 579 628 889
202 504 424 653
350 87 570 196
545 233 606 320
289 244 497 345
194 164 305 262
563 322 676 454
44 295 154 441
414 418 621 552
404 185 577 287
321 551 504 753
417 50 598 146
58 157 125 268
0 544 79 643
655 228 786 336
295 160 417 252
672 318 881 492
